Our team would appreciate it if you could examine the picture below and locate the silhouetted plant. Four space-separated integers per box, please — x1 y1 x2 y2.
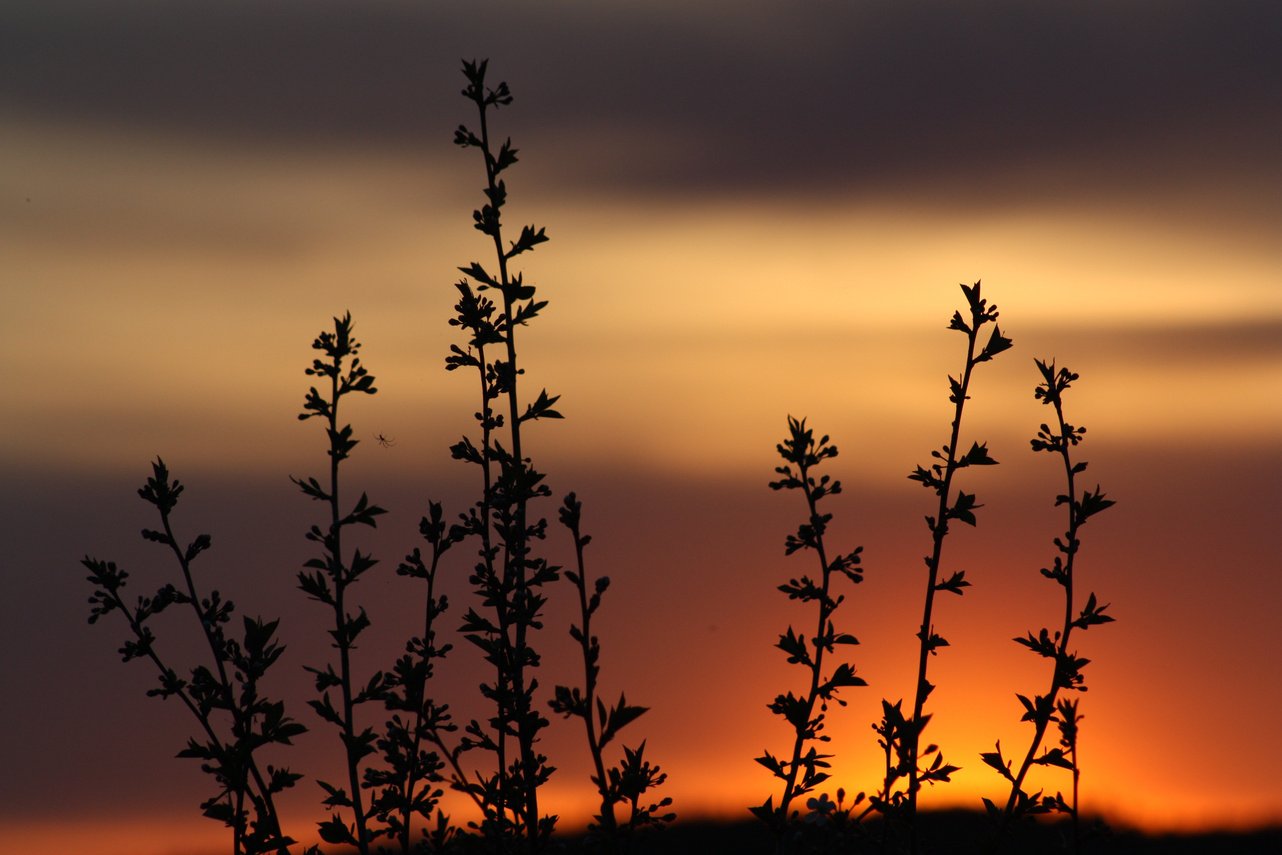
551 492 675 851
874 282 1012 853
293 312 388 853
70 50 1146 855
444 58 560 851
84 459 304 854
364 501 464 853
792 789 868 854
982 361 1114 853
752 417 867 852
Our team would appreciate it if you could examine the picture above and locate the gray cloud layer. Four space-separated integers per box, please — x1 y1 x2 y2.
5 1 1281 198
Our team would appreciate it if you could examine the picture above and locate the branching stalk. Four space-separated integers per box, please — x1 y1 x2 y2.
449 58 561 851
753 417 866 850
983 361 1114 852
85 461 303 854
552 494 673 851
294 313 386 853
895 282 1011 853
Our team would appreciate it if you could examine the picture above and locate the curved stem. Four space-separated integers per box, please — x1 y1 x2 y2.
568 517 618 835
1003 396 1078 811
158 508 283 847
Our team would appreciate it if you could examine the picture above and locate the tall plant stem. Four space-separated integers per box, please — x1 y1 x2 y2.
986 361 1111 854
454 59 559 849
1000 393 1078 818
755 418 864 847
906 323 980 833
479 88 540 846
158 506 285 847
296 316 383 852
778 459 836 821
569 531 617 835
326 367 372 854
92 569 248 848
398 545 446 854
899 282 1010 854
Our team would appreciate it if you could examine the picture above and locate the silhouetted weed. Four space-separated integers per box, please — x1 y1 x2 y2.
443 58 562 851
982 361 1114 854
873 282 1011 853
75 55 1140 855
753 417 867 852
366 501 464 853
84 460 304 854
551 493 674 852
293 312 388 853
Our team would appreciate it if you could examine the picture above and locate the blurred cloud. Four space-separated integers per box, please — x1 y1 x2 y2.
4 0 1281 202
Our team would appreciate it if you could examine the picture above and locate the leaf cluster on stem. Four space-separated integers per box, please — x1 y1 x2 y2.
876 281 1011 853
366 501 466 854
445 58 561 852
752 417 867 852
85 459 304 854
982 360 1114 854
550 492 675 853
293 312 388 853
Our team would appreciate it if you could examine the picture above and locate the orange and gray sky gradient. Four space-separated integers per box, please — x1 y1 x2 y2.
3 1 1281 852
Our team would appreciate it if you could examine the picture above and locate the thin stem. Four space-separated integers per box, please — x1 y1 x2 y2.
478 89 540 848
476 340 512 836
158 509 284 847
398 545 444 855
778 456 835 820
328 364 372 855
897 283 1010 853
1001 394 1079 815
92 573 245 851
906 322 980 837
567 512 618 838
987 361 1111 855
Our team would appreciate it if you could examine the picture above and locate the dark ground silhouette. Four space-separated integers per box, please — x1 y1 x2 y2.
572 811 1282 854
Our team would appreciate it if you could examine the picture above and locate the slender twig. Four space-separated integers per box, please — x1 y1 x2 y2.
753 417 865 851
295 313 385 853
552 493 673 851
451 58 560 851
85 461 303 854
558 494 618 836
984 362 1113 852
897 282 1011 853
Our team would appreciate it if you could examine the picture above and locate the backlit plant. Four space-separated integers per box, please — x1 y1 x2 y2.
439 58 564 850
982 360 1114 854
752 417 867 852
364 500 462 854
873 282 1011 853
293 312 388 853
75 57 1138 855
551 492 674 851
84 460 304 854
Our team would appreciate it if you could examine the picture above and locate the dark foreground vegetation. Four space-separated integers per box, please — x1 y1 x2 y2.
301 814 1282 855
80 57 1209 855
562 813 1282 855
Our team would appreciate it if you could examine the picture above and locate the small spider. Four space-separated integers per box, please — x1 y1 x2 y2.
375 433 396 448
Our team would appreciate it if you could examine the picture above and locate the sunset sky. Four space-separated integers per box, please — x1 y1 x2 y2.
3 1 1281 852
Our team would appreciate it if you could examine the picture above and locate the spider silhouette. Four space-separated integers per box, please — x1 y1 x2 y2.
375 433 396 448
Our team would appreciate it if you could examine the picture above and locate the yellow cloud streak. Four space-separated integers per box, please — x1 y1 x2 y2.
7 120 1279 485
